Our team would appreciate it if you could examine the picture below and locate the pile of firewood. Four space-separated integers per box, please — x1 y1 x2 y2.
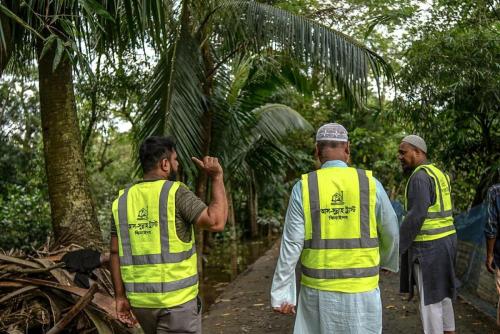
0 245 140 333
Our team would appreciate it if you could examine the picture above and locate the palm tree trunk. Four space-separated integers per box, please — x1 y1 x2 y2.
227 183 238 280
248 174 259 238
195 7 216 276
37 44 102 249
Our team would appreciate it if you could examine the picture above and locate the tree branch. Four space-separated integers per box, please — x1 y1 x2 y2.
46 283 99 334
0 262 65 274
207 42 247 79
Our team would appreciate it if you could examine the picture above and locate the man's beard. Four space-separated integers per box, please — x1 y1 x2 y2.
168 172 177 181
402 165 413 176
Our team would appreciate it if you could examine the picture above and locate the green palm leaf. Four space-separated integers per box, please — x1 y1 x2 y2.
136 21 206 175
252 103 313 142
225 103 312 179
215 0 393 108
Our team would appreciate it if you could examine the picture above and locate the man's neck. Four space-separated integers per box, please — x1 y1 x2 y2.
415 159 429 168
321 159 347 164
143 171 167 181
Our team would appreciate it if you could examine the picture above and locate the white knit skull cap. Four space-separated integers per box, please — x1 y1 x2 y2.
402 134 427 154
316 123 348 142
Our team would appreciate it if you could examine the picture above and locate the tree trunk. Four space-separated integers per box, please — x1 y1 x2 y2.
37 45 102 249
195 172 207 276
248 174 259 239
195 11 216 277
227 184 238 280
471 168 499 207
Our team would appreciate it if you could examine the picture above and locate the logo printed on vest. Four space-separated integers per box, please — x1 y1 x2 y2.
331 191 344 205
322 191 357 221
128 207 159 235
321 205 357 220
137 208 148 220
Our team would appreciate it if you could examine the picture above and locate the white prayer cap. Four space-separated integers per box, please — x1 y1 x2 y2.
402 134 427 153
316 123 348 142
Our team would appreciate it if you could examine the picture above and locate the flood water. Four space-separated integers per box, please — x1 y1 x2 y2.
199 237 277 311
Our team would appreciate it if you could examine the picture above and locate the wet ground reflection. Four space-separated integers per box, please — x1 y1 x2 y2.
200 237 276 311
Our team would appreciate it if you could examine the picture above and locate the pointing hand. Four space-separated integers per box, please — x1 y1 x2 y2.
191 156 223 177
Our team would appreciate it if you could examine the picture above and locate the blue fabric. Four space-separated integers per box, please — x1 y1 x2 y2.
391 200 404 226
484 184 500 239
270 160 400 333
455 202 488 244
484 183 500 267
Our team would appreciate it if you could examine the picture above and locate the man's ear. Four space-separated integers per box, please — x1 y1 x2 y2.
159 159 170 173
345 142 350 156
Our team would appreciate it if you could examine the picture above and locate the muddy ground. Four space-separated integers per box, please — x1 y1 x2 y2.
202 241 499 334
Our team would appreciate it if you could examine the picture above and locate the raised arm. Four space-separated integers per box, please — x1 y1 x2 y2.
192 156 228 232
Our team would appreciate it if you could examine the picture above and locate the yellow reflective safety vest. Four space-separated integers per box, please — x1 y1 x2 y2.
112 180 198 308
301 167 380 293
405 164 455 242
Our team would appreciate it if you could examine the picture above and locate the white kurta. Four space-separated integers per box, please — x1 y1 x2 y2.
271 160 400 334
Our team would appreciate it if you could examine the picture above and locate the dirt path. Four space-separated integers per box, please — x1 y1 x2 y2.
203 241 499 334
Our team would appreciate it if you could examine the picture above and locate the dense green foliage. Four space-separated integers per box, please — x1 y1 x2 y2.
395 0 499 208
0 75 51 249
0 0 498 249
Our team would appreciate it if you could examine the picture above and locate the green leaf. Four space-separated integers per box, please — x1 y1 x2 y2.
52 38 64 72
80 0 115 22
0 3 45 41
216 0 394 109
39 35 57 61
252 103 313 143
137 14 206 176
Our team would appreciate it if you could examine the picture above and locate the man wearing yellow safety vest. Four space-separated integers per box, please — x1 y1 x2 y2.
109 136 227 334
271 123 399 333
398 135 458 334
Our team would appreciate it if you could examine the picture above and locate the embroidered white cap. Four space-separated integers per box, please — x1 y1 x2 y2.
316 123 348 142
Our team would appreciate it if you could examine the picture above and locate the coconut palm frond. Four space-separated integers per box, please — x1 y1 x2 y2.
136 22 206 175
216 0 393 108
252 103 313 142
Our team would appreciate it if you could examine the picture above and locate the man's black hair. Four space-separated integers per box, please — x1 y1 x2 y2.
139 136 176 174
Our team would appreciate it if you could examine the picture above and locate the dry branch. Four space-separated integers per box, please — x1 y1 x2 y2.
46 283 99 334
0 285 38 303
0 263 64 274
0 247 134 333
0 254 41 269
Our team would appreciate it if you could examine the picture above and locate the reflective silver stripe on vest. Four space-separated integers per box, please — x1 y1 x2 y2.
120 248 196 266
124 274 198 293
305 169 378 249
118 181 196 266
357 169 375 247
426 210 453 219
303 238 379 249
302 264 379 279
118 187 132 261
308 171 321 242
418 224 455 236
